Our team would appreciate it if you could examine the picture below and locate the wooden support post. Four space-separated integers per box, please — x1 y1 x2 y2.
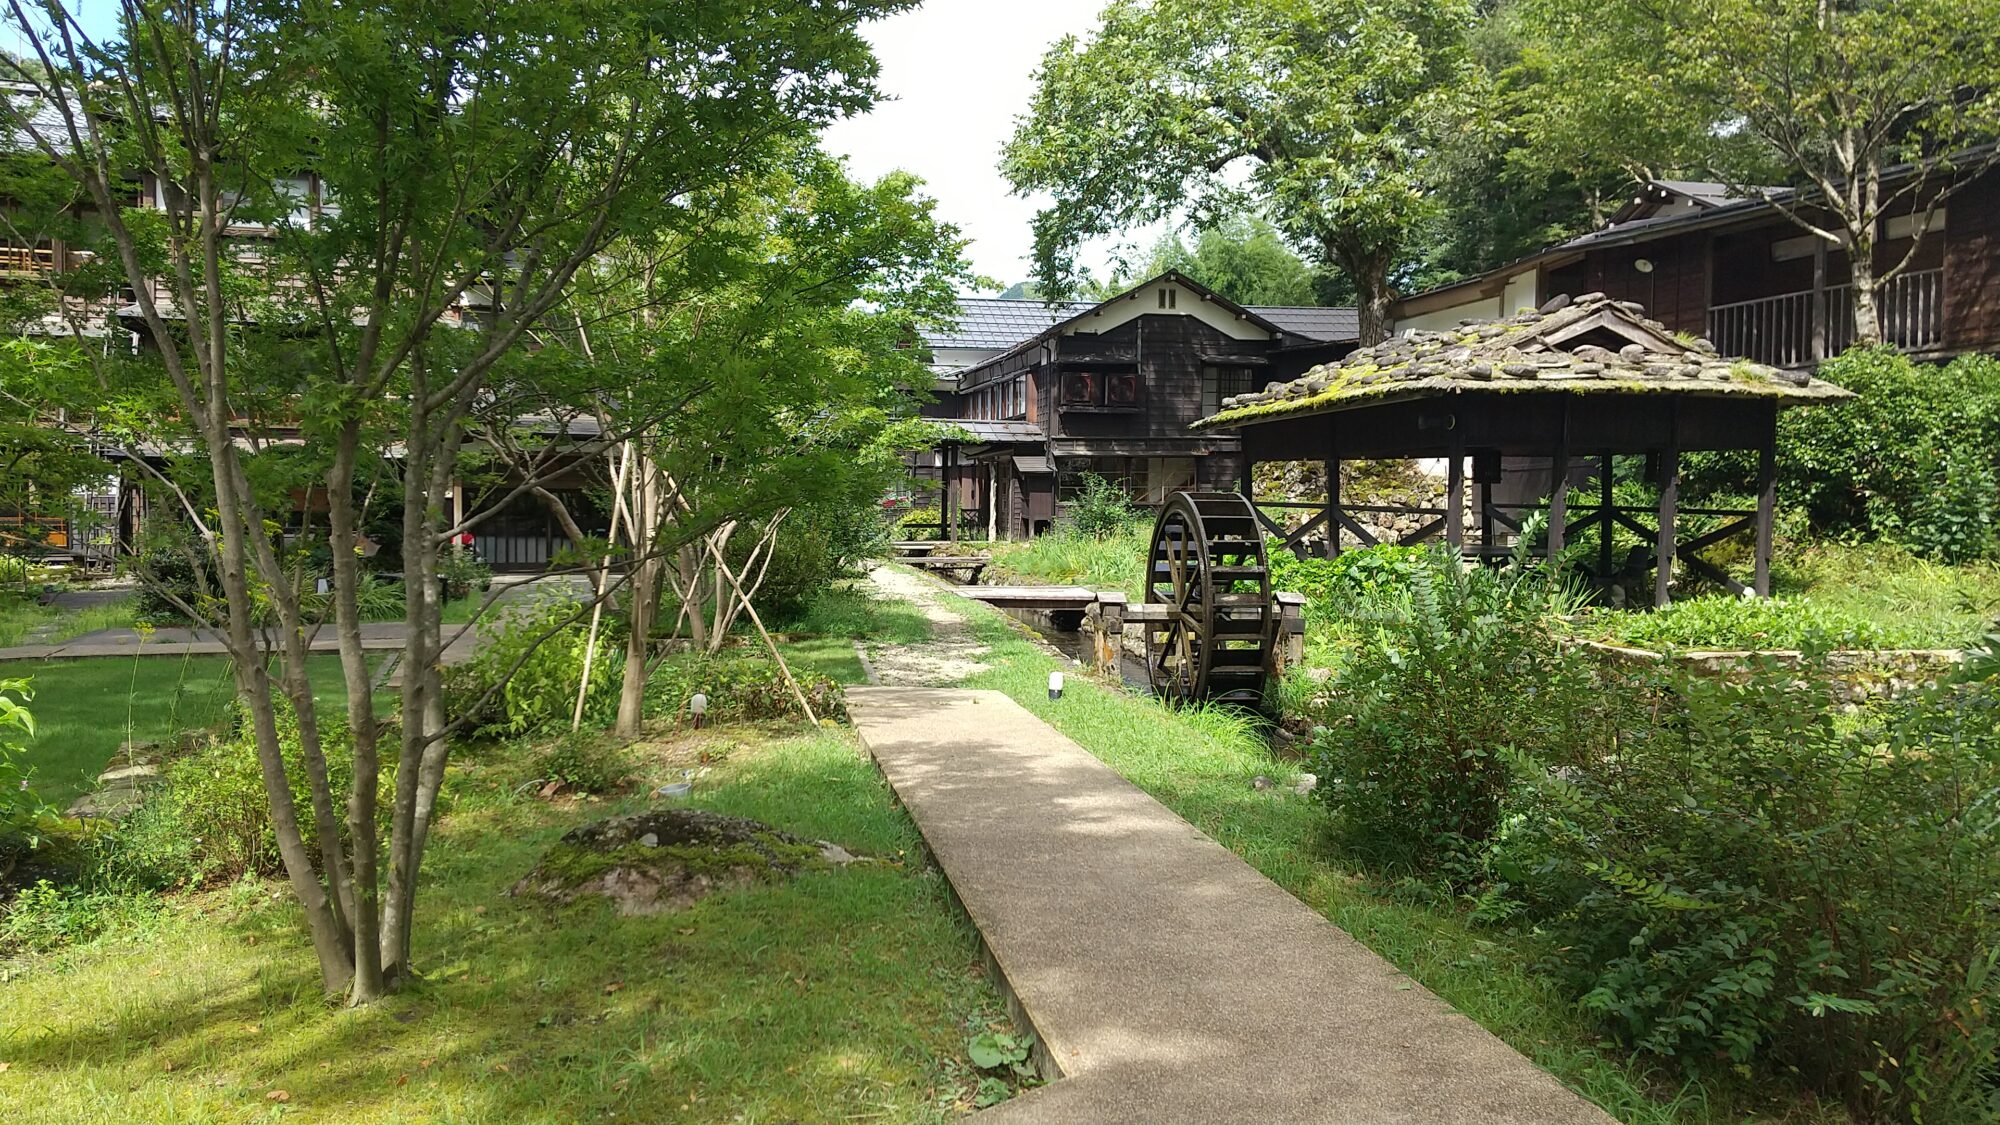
1480 480 1495 550
1548 413 1570 560
1598 453 1615 579
1239 457 1254 499
1323 457 1340 560
1754 411 1777 597
1445 429 1465 550
1655 414 1679 608
942 444 957 546
1811 239 1829 363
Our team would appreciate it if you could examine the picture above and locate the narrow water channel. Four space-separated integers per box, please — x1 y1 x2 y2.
986 603 1156 693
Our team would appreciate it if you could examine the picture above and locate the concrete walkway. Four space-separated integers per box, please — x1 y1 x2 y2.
846 686 1617 1125
0 622 414 662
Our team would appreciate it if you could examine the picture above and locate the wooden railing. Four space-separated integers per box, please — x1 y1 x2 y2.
1707 268 1945 367
0 244 57 277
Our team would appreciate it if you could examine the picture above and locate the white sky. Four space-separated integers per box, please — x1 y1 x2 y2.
821 0 1109 293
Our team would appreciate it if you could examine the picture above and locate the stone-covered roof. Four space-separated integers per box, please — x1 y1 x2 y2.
1193 293 1851 431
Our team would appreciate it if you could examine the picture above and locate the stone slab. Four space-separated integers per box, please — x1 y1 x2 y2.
845 686 1617 1125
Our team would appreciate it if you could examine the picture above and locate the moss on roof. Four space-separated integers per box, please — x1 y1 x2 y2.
1191 293 1851 431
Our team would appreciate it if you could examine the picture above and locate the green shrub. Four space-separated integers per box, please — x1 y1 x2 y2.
524 731 631 795
436 548 493 602
1302 547 1587 877
1059 472 1142 540
1495 653 2000 1123
895 505 942 540
100 705 374 888
0 677 56 874
0 878 162 956
646 652 842 726
0 554 28 587
748 527 840 624
1267 544 1428 626
1782 347 2000 561
444 595 624 738
1582 594 1890 651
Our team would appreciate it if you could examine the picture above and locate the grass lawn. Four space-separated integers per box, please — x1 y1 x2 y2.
1771 540 2000 648
0 593 137 648
0 724 1006 1123
15 653 359 806
984 527 1150 601
931 584 1836 1125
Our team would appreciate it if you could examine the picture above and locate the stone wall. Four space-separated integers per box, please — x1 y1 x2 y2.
1253 459 1476 550
1576 639 1963 703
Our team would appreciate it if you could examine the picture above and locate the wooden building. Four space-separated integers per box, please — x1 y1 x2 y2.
1395 155 2000 369
916 272 1357 539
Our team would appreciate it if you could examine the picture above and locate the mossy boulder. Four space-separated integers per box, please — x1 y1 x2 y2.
510 810 858 916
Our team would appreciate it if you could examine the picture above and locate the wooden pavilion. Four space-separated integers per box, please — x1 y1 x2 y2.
1189 293 1852 605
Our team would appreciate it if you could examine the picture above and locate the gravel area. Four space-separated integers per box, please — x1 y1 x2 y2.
862 564 992 686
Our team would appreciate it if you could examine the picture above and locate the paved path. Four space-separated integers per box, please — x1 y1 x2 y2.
846 686 1617 1125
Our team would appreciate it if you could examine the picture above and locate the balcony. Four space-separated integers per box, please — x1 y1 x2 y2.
0 244 57 277
1707 267 1944 368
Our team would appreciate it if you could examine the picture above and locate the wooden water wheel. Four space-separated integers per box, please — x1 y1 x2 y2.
1144 491 1277 706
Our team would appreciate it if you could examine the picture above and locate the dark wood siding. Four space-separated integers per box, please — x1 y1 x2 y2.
1581 231 1709 336
1946 170 2000 354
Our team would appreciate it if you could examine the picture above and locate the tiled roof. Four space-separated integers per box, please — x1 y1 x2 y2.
923 298 1097 350
1250 305 1360 342
922 294 1359 354
1195 293 1849 430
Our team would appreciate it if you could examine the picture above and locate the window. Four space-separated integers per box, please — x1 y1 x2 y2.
1200 365 1257 416
1158 287 1178 309
1059 366 1140 409
1140 457 1196 504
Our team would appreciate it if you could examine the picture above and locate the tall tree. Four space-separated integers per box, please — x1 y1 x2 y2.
1516 0 2000 344
0 0 909 1004
1002 0 1481 344
1108 216 1323 306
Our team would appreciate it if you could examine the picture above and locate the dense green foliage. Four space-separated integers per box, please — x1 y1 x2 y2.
444 597 625 739
1780 349 2000 563
647 653 842 727
1095 216 1335 306
1583 595 1889 651
1266 544 1429 628
1497 656 2000 1123
1304 548 1583 876
1004 0 1480 341
1293 545 2000 1118
0 678 49 873
1058 472 1144 540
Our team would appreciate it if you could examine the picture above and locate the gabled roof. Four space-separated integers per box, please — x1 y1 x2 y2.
925 297 1097 351
1249 305 1361 342
1194 293 1849 430
926 270 1359 383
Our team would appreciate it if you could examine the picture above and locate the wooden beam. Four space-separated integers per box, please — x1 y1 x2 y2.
1548 404 1570 559
1598 453 1615 579
1755 410 1777 597
1324 457 1340 560
1655 411 1679 607
1445 426 1465 550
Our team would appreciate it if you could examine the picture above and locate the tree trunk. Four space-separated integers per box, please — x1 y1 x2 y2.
1328 238 1396 346
1848 228 1881 347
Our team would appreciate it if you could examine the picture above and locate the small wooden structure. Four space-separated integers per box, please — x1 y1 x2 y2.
902 555 990 583
1191 294 1851 605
